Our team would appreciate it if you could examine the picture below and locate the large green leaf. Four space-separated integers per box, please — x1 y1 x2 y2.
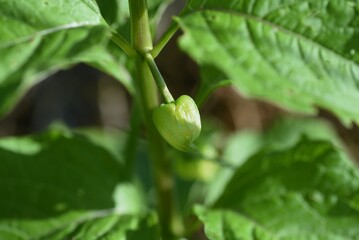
177 0 359 126
0 0 132 117
204 117 343 205
196 138 359 239
0 128 155 239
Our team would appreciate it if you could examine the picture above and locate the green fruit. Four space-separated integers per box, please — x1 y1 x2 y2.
153 95 201 152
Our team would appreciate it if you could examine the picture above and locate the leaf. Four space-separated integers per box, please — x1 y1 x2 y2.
204 117 342 205
177 0 359 126
41 212 159 240
96 0 121 26
194 206 274 240
225 117 342 164
0 128 154 239
125 213 159 240
0 0 132 117
197 138 359 240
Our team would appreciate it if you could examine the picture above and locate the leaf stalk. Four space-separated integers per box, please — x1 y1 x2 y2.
110 31 137 57
143 52 174 103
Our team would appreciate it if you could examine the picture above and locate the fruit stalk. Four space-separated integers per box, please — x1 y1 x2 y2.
143 52 174 104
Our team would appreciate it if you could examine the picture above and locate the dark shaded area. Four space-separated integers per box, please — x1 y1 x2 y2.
319 110 359 161
96 0 119 25
0 64 130 137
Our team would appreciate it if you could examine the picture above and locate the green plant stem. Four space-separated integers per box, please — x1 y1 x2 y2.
151 1 193 58
143 52 174 103
195 80 232 107
124 98 141 177
129 0 152 54
110 31 137 57
151 22 179 58
129 0 181 239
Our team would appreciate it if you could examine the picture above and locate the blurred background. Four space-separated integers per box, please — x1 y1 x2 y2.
0 0 358 163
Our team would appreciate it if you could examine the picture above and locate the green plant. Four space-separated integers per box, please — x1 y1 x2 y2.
1 0 359 239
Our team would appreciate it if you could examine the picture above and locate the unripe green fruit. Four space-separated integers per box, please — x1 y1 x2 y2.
153 95 201 152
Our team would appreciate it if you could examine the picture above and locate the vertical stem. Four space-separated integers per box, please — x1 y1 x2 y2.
124 98 141 177
129 0 180 238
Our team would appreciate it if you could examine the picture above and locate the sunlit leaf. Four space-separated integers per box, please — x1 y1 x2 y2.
196 138 359 239
178 0 359 126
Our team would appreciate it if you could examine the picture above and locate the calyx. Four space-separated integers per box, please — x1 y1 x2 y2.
153 95 201 152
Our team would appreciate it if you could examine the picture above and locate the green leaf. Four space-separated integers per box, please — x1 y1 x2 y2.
0 129 154 239
0 0 132 117
125 212 159 240
197 138 359 240
41 212 159 240
194 205 274 240
205 117 342 205
96 0 121 26
225 117 342 164
178 0 359 126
